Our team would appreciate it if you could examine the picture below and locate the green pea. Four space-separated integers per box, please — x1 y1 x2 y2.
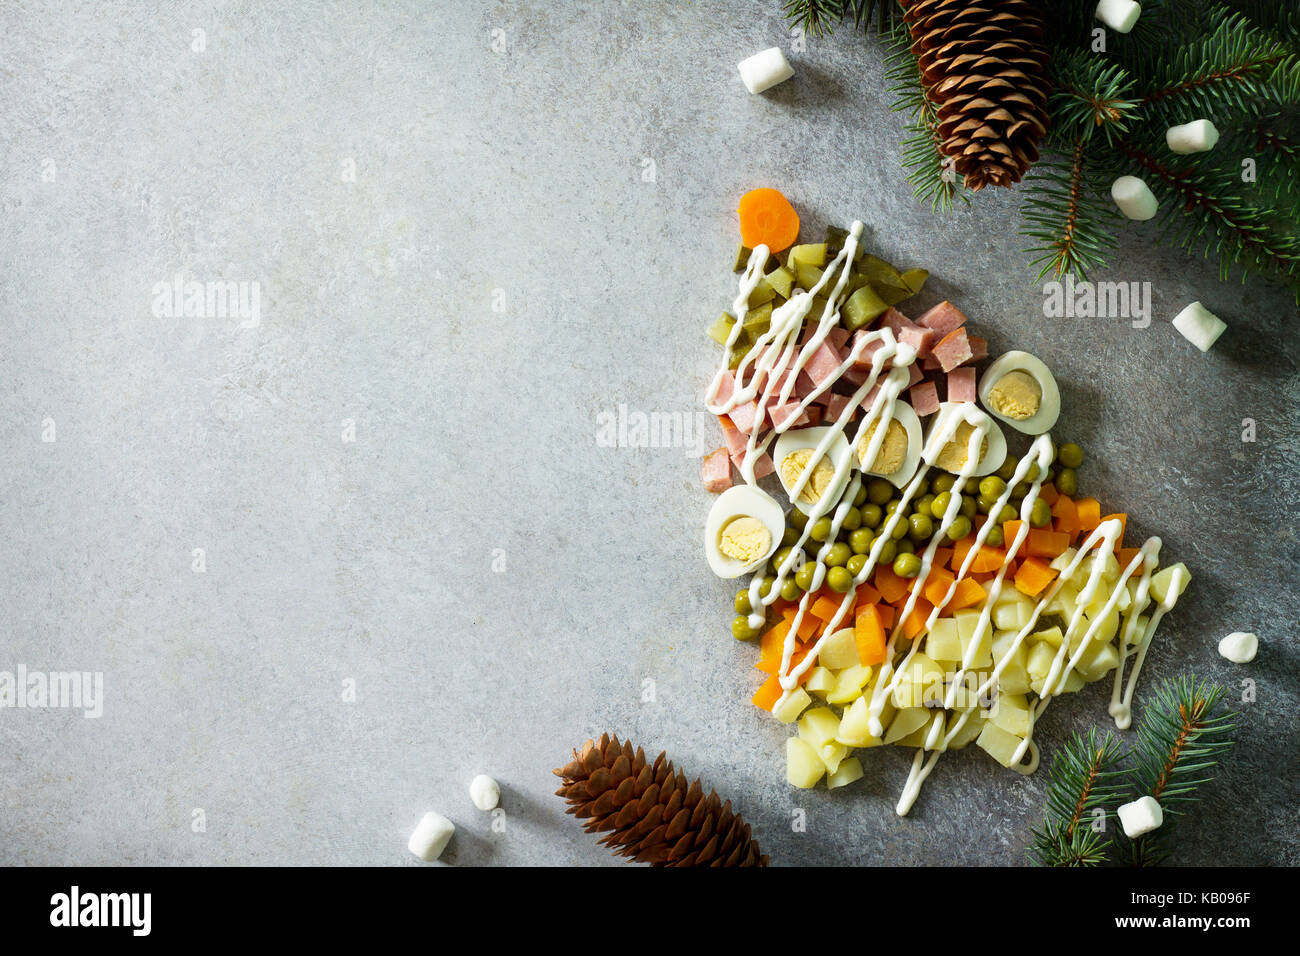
1022 462 1041 482
841 506 862 531
732 616 758 641
890 517 909 540
735 589 753 615
874 537 897 564
853 485 868 507
893 553 922 578
772 546 795 570
911 476 930 497
960 494 977 519
860 503 883 529
758 575 776 598
781 526 801 548
984 524 1004 548
846 553 868 576
825 542 851 567
930 491 953 520
1043 466 1056 484
979 475 1007 499
1029 497 1052 528
849 528 874 555
1010 481 1029 500
780 577 803 602
997 504 1018 524
826 566 854 593
884 499 902 516
795 564 819 591
1057 442 1084 469
931 473 956 493
915 494 936 517
947 515 973 542
810 517 834 542
896 538 915 555
867 478 894 505
787 507 808 530
1055 468 1078 497
996 455 1019 483
977 493 998 515
909 512 934 541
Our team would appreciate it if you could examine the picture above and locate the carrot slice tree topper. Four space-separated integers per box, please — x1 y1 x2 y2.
738 188 800 253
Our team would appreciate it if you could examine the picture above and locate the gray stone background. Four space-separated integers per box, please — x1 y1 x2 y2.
1 0 1296 866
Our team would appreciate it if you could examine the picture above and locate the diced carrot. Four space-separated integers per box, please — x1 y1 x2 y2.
923 567 957 607
756 623 790 672
811 593 847 622
933 547 953 570
854 604 888 666
1116 546 1141 570
1014 557 1058 598
874 564 909 604
1101 513 1128 549
854 582 882 607
876 602 896 629
971 571 997 586
1038 482 1059 505
1051 495 1079 541
951 537 977 570
752 674 783 711
1027 528 1070 559
1075 497 1102 531
756 640 811 677
970 546 1007 573
780 605 820 641
902 599 934 639
949 576 987 611
1003 519 1027 548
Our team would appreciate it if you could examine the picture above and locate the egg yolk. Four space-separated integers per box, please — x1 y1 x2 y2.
987 370 1042 420
718 516 771 563
935 420 989 473
858 417 908 476
780 448 836 504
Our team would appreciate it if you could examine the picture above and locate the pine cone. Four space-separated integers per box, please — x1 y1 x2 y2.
554 734 769 867
901 0 1051 190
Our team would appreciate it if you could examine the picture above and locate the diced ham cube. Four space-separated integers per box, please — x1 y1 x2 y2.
827 327 850 351
859 383 882 411
718 415 749 457
702 448 733 492
769 402 810 430
804 341 843 387
968 335 988 362
916 301 968 337
910 381 941 416
933 328 973 373
825 393 852 422
804 406 823 426
922 353 942 371
842 365 869 387
731 449 775 479
906 363 924 388
850 331 887 370
898 324 934 359
878 308 918 340
947 367 977 403
712 369 736 407
728 399 764 434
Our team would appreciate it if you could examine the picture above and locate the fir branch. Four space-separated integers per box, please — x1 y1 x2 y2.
1029 729 1127 867
782 0 899 37
1047 51 1139 148
1117 676 1237 867
1022 140 1120 280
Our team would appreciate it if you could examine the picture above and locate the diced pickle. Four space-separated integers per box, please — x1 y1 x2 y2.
901 268 929 294
766 266 797 298
743 302 773 336
789 243 827 269
748 277 778 307
843 285 888 331
733 243 753 272
874 282 914 307
707 312 737 345
795 261 824 290
824 225 849 255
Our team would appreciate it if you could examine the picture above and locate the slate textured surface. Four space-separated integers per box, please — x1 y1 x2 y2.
1 0 1296 867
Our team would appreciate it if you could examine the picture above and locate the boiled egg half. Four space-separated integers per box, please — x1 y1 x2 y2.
923 402 1007 477
855 402 923 489
704 485 785 579
978 351 1061 435
774 425 852 514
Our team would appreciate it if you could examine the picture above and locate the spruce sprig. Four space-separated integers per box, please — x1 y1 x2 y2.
1029 729 1128 867
782 0 898 37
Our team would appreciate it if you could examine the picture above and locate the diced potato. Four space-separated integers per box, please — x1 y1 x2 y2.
1026 641 1058 682
945 707 987 750
827 664 874 704
805 666 836 697
818 628 860 670
991 692 1032 737
1081 605 1120 645
945 668 984 709
956 609 993 667
1080 550 1120 583
991 631 1031 696
1074 640 1120 681
773 687 812 724
827 756 864 790
1031 625 1064 647
835 694 892 748
925 618 963 662
892 653 945 708
1049 547 1078 575
819 742 849 774
993 596 1033 632
797 707 841 749
1150 563 1190 606
977 720 1027 768
883 706 931 745
894 712 944 750
1047 584 1078 618
786 737 826 789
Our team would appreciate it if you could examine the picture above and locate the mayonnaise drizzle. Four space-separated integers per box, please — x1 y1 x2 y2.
711 230 1183 816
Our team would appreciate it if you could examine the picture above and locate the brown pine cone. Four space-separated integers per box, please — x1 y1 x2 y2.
901 0 1051 190
554 734 769 867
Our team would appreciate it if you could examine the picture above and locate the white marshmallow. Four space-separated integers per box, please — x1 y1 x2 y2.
1166 119 1220 154
1218 631 1259 663
468 774 500 811
1117 795 1164 838
1096 0 1142 33
1111 175 1158 221
738 47 794 95
407 811 455 862
1172 301 1227 352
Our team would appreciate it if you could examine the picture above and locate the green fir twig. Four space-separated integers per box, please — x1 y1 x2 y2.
1029 729 1128 867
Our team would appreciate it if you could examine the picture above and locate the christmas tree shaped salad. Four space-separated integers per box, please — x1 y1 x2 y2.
700 189 1191 816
